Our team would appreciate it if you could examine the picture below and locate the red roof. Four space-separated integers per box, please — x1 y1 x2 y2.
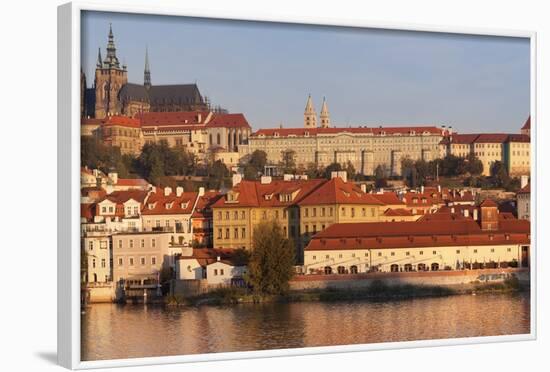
480 198 498 208
179 248 244 266
116 178 149 188
474 133 510 143
138 111 210 127
101 115 141 128
192 191 224 219
507 134 530 143
142 190 199 215
81 203 96 221
522 116 531 130
450 134 480 144
252 126 444 138
99 190 149 205
212 179 327 209
298 177 384 206
518 183 530 194
383 208 414 217
205 113 251 129
306 219 530 251
371 192 404 205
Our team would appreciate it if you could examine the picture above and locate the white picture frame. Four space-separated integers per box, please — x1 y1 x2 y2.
58 1 537 369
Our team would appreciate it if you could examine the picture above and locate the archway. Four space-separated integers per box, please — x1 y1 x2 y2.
431 263 439 271
337 266 346 274
417 263 426 271
404 264 413 272
390 264 399 272
350 265 358 274
324 266 332 275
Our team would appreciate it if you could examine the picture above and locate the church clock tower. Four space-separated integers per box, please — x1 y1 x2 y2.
94 24 128 119
304 94 317 128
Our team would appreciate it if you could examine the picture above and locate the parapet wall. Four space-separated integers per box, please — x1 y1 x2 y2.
289 268 529 291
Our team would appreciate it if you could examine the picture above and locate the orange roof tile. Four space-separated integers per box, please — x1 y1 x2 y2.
298 177 384 206
142 190 198 215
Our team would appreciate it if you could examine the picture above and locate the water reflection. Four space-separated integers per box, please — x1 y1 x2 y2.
82 292 530 361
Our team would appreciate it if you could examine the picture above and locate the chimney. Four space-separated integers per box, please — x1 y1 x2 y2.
108 172 118 185
283 174 293 181
198 187 205 197
437 185 441 193
464 209 469 218
473 208 478 221
331 171 347 183
260 176 272 184
232 173 243 187
164 187 172 196
176 186 184 197
420 185 424 194
361 184 367 193
520 175 529 189
216 256 220 262
197 113 202 123
451 207 455 214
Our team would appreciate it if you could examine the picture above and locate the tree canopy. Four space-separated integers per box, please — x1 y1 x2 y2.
246 221 295 295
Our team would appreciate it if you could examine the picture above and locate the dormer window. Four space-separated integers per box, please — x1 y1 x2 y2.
148 202 156 210
165 202 173 209
264 193 274 201
226 191 239 203
180 202 189 209
279 193 293 202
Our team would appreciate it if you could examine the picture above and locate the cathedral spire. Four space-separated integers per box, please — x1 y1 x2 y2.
103 23 120 69
320 96 330 128
96 48 103 68
304 94 317 128
144 46 151 89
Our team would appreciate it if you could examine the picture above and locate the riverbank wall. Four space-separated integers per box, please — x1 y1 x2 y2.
288 268 529 291
85 283 115 303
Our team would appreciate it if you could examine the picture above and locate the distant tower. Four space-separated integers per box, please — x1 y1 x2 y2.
319 97 330 128
94 23 128 119
304 94 317 128
144 47 151 89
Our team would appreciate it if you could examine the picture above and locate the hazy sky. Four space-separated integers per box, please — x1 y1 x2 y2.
81 11 530 133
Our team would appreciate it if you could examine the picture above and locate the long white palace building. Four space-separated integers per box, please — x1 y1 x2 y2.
239 95 449 176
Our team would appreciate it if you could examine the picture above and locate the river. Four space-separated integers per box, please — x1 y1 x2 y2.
81 292 530 361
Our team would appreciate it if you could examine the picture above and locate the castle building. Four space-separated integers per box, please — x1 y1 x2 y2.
83 24 208 119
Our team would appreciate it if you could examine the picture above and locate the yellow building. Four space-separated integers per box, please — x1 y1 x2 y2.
99 115 143 155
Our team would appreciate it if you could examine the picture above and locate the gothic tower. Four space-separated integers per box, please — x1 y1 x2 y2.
304 94 317 128
144 47 151 90
94 24 128 119
319 97 330 128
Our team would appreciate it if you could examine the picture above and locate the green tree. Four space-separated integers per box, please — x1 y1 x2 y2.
246 221 295 295
207 160 230 189
305 162 322 179
281 149 297 174
490 161 510 188
464 154 483 176
374 165 388 188
323 162 342 179
344 161 356 181
249 150 267 172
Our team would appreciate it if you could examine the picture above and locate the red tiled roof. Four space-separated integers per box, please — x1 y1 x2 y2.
101 115 141 128
480 198 498 207
252 126 444 138
142 190 198 215
507 134 530 143
522 116 531 130
205 113 251 129
518 183 530 194
212 179 327 209
99 190 149 205
306 219 530 251
192 191 224 218
81 203 96 221
179 248 243 266
383 208 414 216
450 134 480 144
138 111 210 127
298 177 384 206
116 178 149 187
474 133 510 143
371 192 404 205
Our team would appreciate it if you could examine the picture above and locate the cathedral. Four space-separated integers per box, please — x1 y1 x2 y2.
81 24 208 119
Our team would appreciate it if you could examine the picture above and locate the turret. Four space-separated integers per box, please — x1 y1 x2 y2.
319 97 330 128
304 94 317 128
144 47 151 89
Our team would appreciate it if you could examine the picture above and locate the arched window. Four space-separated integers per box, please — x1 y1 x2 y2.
390 264 399 272
350 265 358 274
324 266 332 275
417 263 426 271
337 266 346 274
404 264 413 272
217 133 221 145
431 263 440 271
93 273 97 283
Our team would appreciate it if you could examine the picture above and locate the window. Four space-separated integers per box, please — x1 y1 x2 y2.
141 239 145 248
129 258 134 266
329 208 333 217
151 256 156 265
262 211 267 219
234 211 238 220
305 208 309 217
100 241 107 249
217 228 222 239
325 254 330 259
312 255 316 260
456 250 461 254
151 239 156 248
214 269 218 275
391 252 395 256
225 228 230 239
406 252 410 256
118 258 123 266
129 240 134 249
92 259 96 268
118 240 122 249
433 250 437 255
101 259 106 268
220 269 224 275
419 251 423 255
88 241 93 250
341 207 346 216
225 211 230 220
491 248 495 253
218 211 222 220
507 248 511 252
313 224 317 233
351 208 355 218
321 208 326 217
305 225 309 234
234 228 238 239
241 228 246 239
378 252 382 257
140 257 146 265
474 249 478 253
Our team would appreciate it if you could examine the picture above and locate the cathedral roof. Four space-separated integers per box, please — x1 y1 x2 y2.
118 83 149 102
118 83 205 106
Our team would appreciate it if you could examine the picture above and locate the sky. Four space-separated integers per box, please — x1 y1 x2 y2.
81 11 530 133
